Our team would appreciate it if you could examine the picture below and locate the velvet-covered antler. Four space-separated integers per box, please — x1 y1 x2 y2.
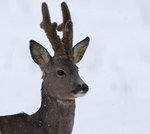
40 2 73 56
57 2 73 56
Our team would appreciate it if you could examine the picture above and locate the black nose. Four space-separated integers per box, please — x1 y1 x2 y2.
82 84 89 93
72 84 89 94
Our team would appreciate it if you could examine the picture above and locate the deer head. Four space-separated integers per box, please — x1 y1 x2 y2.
30 2 90 100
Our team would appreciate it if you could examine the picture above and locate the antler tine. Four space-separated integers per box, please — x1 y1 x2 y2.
61 2 72 27
57 2 71 31
41 2 50 23
58 2 73 56
40 3 64 54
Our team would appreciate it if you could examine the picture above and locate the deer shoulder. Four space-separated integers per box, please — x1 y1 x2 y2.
0 2 90 134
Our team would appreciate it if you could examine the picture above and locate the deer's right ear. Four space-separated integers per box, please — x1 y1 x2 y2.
30 40 51 66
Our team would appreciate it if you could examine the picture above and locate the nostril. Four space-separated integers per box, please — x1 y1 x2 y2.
82 84 89 93
72 84 89 95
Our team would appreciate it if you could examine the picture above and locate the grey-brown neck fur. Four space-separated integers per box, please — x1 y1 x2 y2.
0 2 89 134
31 86 75 134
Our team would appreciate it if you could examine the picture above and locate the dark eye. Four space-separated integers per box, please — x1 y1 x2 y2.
57 70 65 76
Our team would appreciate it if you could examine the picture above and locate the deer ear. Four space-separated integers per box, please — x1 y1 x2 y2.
30 40 51 66
73 37 90 63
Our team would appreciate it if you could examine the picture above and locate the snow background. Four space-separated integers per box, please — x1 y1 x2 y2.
0 0 150 133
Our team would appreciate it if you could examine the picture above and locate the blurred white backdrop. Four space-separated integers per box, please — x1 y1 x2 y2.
0 0 150 134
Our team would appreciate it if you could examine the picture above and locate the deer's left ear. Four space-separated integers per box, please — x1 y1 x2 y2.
73 37 90 63
30 40 52 66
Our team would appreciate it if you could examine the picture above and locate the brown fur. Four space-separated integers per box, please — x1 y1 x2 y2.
0 2 90 134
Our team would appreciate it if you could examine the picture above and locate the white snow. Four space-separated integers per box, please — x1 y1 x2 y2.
0 0 150 134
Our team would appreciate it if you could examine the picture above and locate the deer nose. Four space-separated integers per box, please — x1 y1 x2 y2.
82 84 89 93
72 84 89 94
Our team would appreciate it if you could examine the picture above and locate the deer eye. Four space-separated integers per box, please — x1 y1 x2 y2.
57 70 65 76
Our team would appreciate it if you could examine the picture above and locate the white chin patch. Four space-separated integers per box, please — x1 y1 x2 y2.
74 90 86 97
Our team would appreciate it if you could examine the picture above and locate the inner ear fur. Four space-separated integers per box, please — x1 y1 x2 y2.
30 40 51 66
73 37 90 63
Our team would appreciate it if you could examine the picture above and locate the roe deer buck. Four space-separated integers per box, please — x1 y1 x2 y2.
0 2 90 134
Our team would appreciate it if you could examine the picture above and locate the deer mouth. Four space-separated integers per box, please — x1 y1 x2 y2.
72 84 89 97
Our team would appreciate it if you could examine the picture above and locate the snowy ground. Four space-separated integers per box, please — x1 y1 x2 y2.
0 0 150 134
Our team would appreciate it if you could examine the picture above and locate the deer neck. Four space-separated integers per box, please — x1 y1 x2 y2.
31 87 76 134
